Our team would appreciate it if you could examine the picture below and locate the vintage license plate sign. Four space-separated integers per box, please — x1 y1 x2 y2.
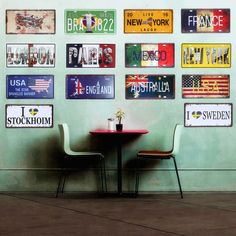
126 74 175 99
66 44 115 68
66 75 115 99
6 105 53 128
182 43 231 68
182 75 230 98
124 9 173 33
6 10 55 34
181 9 230 33
125 43 174 68
7 75 54 99
184 103 232 127
6 44 55 68
65 10 115 34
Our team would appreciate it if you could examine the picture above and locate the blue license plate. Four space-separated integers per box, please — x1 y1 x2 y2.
7 75 54 99
66 74 115 99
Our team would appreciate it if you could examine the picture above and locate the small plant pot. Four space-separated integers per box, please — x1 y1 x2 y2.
116 124 123 131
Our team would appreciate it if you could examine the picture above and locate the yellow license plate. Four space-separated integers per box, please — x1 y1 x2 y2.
182 43 231 68
124 9 173 33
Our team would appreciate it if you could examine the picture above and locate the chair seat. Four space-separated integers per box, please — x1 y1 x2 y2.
65 150 104 157
138 150 173 158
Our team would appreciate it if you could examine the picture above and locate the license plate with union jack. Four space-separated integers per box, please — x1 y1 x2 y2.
66 74 115 99
125 74 175 99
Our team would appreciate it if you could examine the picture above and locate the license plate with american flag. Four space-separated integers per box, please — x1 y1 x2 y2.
182 75 229 98
6 75 54 99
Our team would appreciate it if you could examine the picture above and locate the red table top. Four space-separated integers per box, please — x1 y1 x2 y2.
90 129 149 135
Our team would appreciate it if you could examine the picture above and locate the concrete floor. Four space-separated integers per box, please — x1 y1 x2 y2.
1 192 236 236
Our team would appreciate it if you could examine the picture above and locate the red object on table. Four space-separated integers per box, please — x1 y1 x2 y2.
90 129 149 195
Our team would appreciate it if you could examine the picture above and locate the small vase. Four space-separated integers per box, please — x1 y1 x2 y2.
116 124 123 131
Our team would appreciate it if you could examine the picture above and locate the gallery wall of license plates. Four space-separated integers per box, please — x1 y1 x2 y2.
4 7 233 128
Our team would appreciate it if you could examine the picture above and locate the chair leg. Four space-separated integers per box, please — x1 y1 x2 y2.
135 156 140 197
61 170 68 194
99 157 105 193
102 158 107 193
172 157 183 199
57 157 69 196
56 168 65 198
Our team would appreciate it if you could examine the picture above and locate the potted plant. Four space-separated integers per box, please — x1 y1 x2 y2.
115 109 125 131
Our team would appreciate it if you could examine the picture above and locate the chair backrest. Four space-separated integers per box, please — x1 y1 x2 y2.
171 124 183 156
58 123 71 154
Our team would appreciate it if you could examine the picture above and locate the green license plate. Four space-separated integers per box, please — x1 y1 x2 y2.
65 9 116 34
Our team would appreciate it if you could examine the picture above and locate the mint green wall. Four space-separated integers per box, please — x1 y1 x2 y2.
1 0 235 192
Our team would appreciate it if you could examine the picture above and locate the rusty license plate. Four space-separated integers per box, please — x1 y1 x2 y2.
182 75 230 98
6 9 55 34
